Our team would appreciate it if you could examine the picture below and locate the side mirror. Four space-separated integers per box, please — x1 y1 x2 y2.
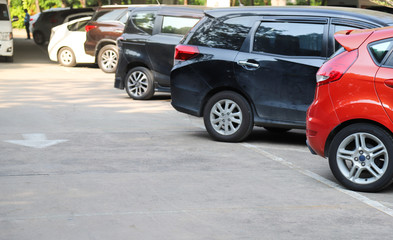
12 16 19 22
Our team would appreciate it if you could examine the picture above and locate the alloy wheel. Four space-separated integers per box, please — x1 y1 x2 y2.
336 132 389 185
101 49 117 71
209 99 242 135
127 71 149 97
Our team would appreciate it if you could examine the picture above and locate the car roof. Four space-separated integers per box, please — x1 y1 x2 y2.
205 6 393 26
128 5 208 17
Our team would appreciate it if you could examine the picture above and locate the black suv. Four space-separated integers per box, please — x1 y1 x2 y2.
171 6 393 142
33 7 94 45
114 6 205 100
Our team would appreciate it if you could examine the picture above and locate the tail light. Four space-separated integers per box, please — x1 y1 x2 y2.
174 45 199 61
85 25 97 32
316 50 358 86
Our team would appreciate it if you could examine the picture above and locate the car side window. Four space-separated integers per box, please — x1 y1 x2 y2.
67 19 90 31
253 21 324 56
187 16 255 51
161 16 199 35
131 11 156 35
369 40 393 65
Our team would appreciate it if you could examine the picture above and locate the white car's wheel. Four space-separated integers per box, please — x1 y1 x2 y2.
58 47 76 67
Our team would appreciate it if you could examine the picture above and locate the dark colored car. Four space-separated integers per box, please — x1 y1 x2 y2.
33 7 94 45
307 26 393 192
114 6 205 100
170 6 393 142
84 5 137 73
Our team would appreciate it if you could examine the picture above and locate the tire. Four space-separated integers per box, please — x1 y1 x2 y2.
97 45 118 73
58 47 76 67
203 91 253 142
328 123 393 192
264 127 291 133
5 56 13 62
33 31 44 45
125 67 155 100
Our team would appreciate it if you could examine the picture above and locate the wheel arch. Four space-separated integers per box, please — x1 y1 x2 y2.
324 118 393 157
201 87 256 118
95 40 117 60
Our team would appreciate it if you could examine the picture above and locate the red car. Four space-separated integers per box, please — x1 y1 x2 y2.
307 26 393 192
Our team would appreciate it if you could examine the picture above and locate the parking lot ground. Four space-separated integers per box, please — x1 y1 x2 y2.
1 33 393 240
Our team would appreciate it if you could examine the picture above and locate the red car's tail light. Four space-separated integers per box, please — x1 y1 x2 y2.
85 25 97 32
174 45 199 61
316 50 358 86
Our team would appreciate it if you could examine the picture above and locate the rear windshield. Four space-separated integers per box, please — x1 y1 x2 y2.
0 4 9 21
187 16 254 51
95 9 126 22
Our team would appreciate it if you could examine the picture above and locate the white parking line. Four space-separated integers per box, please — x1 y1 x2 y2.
241 142 393 218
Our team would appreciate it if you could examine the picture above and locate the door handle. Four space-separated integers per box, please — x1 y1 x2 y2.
237 60 259 69
385 79 393 88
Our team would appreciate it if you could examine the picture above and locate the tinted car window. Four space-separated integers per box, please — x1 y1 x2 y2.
97 9 125 22
118 11 129 24
161 16 199 35
253 22 324 56
188 16 255 51
67 19 90 31
0 4 9 20
132 11 156 35
369 40 393 64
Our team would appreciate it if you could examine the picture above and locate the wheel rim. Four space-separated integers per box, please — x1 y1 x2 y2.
210 99 242 135
101 49 117 71
60 50 73 65
336 132 389 185
127 71 148 97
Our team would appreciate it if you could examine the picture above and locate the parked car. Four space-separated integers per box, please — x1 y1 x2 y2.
48 16 95 67
0 0 13 62
114 6 205 100
170 6 393 142
29 12 41 34
84 5 138 73
307 26 393 192
33 7 94 45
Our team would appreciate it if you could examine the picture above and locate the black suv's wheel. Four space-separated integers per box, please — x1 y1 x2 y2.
98 45 118 73
58 47 76 67
33 31 44 45
203 91 253 142
328 123 393 192
125 67 155 100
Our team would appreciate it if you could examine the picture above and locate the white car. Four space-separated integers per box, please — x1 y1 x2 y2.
0 0 13 62
48 16 95 67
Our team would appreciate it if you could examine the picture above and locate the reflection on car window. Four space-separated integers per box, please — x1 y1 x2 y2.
161 16 199 35
118 11 129 24
0 4 9 21
68 19 90 31
253 22 324 56
334 25 360 52
97 9 126 22
188 16 255 51
369 40 393 64
132 11 155 35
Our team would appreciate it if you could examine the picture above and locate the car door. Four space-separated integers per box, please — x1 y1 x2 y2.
373 39 393 122
234 18 328 124
146 15 200 87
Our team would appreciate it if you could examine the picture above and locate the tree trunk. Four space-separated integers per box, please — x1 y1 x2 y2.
80 0 86 7
184 0 188 5
35 0 41 12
